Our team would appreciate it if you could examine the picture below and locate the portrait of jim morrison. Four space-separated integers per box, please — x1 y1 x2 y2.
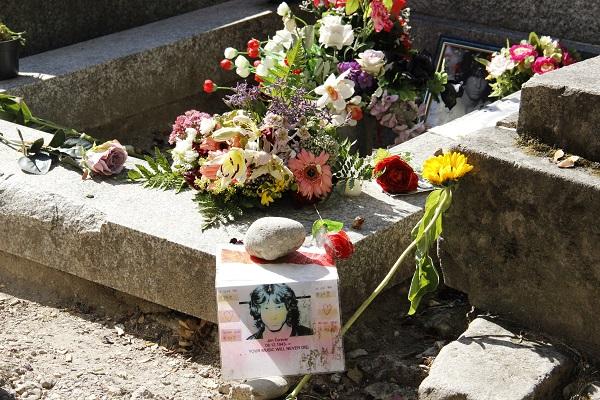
246 284 313 340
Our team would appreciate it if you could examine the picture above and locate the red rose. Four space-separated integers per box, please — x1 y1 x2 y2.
374 155 418 194
324 230 354 260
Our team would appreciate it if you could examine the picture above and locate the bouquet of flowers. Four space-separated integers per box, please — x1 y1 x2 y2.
482 32 579 98
213 0 447 143
130 0 447 229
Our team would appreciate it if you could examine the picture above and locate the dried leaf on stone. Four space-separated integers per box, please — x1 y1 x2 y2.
553 149 565 163
557 156 580 168
115 324 125 336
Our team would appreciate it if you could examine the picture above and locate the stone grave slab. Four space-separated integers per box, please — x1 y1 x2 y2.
0 120 449 323
438 125 600 359
518 55 600 162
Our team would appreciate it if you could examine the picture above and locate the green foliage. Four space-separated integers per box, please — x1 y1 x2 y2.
333 139 373 187
193 192 246 231
489 68 531 98
312 219 343 238
345 0 360 15
407 188 453 315
0 23 25 45
128 148 185 192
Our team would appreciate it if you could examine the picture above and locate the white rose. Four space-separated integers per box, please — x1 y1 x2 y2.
487 53 515 78
277 2 291 17
224 47 238 59
318 15 354 50
357 50 386 75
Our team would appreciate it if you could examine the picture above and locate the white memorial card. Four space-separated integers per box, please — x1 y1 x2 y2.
215 244 345 380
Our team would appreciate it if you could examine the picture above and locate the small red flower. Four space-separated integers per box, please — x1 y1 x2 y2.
247 47 260 58
324 231 354 260
292 68 302 75
348 105 363 121
219 59 233 71
203 79 216 93
254 74 263 83
247 38 260 50
253 60 261 67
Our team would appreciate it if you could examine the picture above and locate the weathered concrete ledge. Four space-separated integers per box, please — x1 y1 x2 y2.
0 0 229 56
411 13 600 58
439 125 600 359
411 0 600 46
518 56 600 162
0 0 279 151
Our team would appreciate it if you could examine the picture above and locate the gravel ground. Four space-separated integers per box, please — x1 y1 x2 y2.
0 281 471 400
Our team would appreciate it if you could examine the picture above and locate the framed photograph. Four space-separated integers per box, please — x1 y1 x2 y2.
215 244 345 380
425 37 500 128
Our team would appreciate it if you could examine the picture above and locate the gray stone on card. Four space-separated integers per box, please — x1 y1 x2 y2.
244 217 306 261
518 56 600 162
245 376 291 400
418 318 574 400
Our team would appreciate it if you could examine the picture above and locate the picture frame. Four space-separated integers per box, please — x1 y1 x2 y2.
425 37 500 128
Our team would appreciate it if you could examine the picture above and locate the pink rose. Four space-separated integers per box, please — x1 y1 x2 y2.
85 140 128 176
532 56 558 75
509 44 538 63
561 48 576 66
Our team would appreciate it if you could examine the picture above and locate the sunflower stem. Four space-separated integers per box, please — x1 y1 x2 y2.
285 189 450 399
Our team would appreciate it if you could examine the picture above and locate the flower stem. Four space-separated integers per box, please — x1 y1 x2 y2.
286 189 450 400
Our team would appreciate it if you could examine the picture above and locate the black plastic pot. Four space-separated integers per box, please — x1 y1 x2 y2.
0 38 20 80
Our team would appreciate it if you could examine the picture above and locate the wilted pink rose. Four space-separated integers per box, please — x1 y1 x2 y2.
85 140 128 176
532 56 558 75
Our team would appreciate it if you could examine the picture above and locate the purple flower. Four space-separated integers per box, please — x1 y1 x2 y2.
223 82 261 109
369 92 399 117
337 61 374 91
266 79 331 128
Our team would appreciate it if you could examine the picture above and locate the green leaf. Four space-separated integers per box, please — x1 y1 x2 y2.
407 254 440 315
311 219 344 238
128 169 142 181
346 0 360 14
48 129 66 148
18 153 53 175
62 137 93 150
28 138 44 155
528 31 540 47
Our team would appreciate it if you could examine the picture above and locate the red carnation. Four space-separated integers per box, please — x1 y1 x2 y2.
324 230 354 260
374 155 418 194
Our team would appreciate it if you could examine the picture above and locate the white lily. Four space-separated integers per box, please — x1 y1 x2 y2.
314 71 355 112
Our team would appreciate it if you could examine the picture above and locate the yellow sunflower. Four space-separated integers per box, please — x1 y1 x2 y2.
422 152 474 185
